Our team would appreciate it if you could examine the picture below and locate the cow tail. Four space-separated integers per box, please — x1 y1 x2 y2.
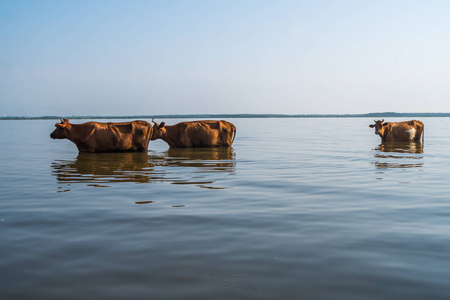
422 126 424 143
145 122 153 151
231 125 237 145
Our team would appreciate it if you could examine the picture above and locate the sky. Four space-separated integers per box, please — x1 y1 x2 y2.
1 0 450 116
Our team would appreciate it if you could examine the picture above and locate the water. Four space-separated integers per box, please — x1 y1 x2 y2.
1 117 450 300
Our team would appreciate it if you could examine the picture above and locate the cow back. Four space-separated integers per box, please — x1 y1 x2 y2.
163 120 236 148
69 120 152 152
382 120 424 143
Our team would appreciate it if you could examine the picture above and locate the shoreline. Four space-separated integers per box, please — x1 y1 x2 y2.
2 112 450 120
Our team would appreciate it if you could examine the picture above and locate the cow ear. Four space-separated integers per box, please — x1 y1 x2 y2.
369 124 375 128
159 122 165 128
383 122 388 126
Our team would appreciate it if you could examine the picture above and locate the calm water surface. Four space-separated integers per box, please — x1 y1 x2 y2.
1 118 450 299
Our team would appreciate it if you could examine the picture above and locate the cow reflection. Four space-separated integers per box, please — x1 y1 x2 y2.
52 152 155 186
149 148 236 188
162 147 236 171
375 142 423 154
52 148 236 191
373 142 424 169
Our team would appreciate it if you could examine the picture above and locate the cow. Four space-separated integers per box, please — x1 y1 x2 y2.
50 119 153 152
369 119 424 143
150 119 236 148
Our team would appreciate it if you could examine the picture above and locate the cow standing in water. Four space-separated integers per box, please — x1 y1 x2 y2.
151 119 236 148
50 119 153 152
369 120 424 143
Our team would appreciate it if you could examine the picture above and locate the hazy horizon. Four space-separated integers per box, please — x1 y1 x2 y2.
2 0 450 116
3 111 450 120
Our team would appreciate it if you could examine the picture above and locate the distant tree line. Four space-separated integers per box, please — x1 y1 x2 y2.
2 112 450 120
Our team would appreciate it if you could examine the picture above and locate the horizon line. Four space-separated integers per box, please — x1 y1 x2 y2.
2 112 450 120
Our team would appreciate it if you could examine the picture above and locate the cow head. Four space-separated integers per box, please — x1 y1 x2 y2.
151 119 166 140
369 119 388 136
50 119 71 139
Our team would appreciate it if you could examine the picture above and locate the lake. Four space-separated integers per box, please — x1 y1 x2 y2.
1 117 450 300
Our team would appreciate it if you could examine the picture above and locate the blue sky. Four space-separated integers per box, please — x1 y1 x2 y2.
1 0 450 116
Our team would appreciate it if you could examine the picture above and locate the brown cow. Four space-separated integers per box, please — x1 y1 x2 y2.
50 119 153 152
369 119 424 142
151 119 236 148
